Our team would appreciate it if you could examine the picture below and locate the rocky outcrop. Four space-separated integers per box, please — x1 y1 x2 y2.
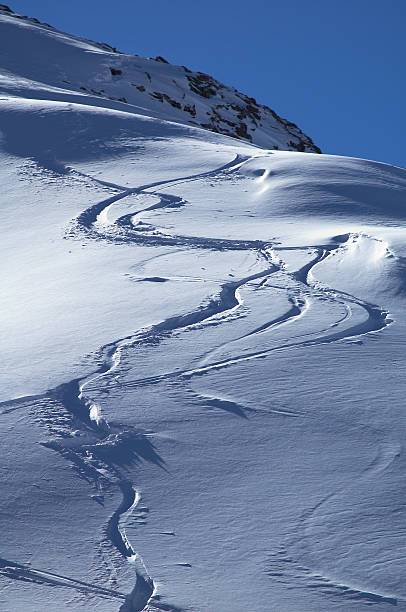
0 4 321 153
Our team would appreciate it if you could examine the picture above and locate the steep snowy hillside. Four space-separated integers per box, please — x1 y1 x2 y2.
0 4 320 152
1 6 406 612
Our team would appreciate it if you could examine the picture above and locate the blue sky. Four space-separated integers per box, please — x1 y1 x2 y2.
9 0 406 167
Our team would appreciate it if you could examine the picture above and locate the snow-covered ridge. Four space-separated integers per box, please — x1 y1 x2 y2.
0 3 320 152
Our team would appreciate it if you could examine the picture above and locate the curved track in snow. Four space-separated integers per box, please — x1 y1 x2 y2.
71 155 392 609
72 153 269 251
109 246 390 392
1 153 395 611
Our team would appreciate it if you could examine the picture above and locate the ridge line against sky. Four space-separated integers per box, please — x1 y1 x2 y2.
6 0 406 168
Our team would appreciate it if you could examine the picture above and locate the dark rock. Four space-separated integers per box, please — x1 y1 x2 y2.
183 104 196 117
201 123 221 134
288 140 305 152
162 93 182 109
187 73 220 99
151 91 164 102
150 91 181 109
155 55 169 63
246 104 261 121
235 122 252 141
110 67 122 76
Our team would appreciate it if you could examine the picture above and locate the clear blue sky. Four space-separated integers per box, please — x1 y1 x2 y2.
8 0 406 167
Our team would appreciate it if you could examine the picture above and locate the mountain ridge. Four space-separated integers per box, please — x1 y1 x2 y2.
0 3 320 153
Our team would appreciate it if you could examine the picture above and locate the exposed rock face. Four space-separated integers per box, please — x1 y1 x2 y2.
0 4 321 152
154 55 169 64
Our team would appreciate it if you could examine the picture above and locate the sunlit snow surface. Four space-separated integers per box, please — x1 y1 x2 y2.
2 10 406 612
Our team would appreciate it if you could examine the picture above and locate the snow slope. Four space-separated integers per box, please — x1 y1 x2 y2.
1 5 406 612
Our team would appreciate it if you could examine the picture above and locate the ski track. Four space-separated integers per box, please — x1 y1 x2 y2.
115 247 390 392
71 153 269 251
0 557 127 601
1 153 396 611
